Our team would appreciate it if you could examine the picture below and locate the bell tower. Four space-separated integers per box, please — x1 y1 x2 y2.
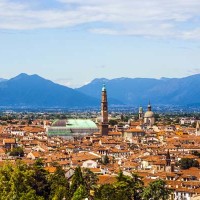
139 106 143 120
165 149 174 172
100 84 108 136
166 149 171 167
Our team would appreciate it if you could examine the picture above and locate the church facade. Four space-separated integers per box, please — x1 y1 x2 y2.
139 102 155 126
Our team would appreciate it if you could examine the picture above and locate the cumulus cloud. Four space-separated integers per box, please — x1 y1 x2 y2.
1 0 200 39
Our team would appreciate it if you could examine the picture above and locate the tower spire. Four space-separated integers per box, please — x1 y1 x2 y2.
148 100 152 111
102 83 106 92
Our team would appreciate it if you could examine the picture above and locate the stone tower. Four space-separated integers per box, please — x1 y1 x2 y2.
100 84 109 136
165 149 174 172
166 149 171 167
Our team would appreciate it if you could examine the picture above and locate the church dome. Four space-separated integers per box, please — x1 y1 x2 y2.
144 111 154 118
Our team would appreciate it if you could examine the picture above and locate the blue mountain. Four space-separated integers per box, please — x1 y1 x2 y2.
77 74 200 106
0 78 7 82
0 73 98 108
1 73 200 108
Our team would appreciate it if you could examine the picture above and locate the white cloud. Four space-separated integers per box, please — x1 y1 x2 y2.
1 0 200 39
54 78 73 87
54 78 82 88
187 67 200 75
181 29 200 40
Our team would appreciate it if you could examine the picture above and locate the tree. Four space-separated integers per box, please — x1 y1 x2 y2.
154 114 160 121
109 120 118 126
95 171 144 200
116 171 143 200
101 155 109 165
52 186 69 200
71 185 88 200
179 158 199 169
70 166 84 198
0 160 173 200
117 170 127 182
113 181 130 200
0 163 14 200
192 151 200 158
129 144 139 150
49 165 69 200
28 119 32 125
129 173 144 200
0 161 45 200
31 159 51 199
10 147 24 157
19 190 44 200
82 168 98 199
142 179 172 200
94 184 117 200
70 167 98 199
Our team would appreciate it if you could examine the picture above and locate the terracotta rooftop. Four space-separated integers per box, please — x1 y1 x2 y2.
97 175 117 185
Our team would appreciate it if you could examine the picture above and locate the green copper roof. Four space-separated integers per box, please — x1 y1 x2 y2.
51 119 67 126
48 128 72 136
48 119 98 137
102 84 106 92
51 119 97 129
66 119 97 129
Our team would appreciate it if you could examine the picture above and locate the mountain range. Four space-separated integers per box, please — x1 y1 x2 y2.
0 73 98 108
77 74 200 106
0 78 7 82
0 73 200 108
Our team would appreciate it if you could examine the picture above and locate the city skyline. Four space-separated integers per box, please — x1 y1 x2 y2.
0 0 200 87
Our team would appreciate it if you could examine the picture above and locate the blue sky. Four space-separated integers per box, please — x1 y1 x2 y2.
0 0 200 88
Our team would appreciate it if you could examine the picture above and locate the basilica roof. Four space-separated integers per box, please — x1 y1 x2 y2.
51 119 98 129
52 120 67 127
